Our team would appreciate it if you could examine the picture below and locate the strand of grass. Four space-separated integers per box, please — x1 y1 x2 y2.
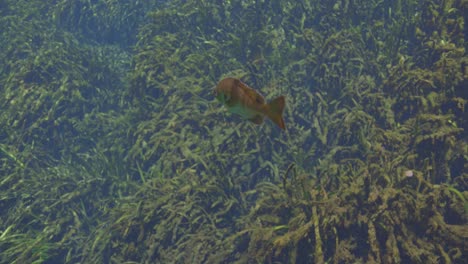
312 206 324 264
0 145 24 168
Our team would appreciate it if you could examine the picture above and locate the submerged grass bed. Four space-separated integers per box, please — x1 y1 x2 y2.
0 0 466 263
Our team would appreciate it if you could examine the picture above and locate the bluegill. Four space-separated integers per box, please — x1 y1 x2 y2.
214 77 285 130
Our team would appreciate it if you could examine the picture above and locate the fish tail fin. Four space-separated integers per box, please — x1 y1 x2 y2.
265 96 286 130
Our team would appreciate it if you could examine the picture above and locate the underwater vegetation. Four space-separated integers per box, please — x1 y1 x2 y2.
0 0 466 263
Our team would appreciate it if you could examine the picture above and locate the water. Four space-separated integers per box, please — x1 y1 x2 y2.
0 0 466 263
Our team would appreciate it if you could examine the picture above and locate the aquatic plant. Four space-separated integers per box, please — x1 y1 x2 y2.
0 0 133 262
0 0 466 263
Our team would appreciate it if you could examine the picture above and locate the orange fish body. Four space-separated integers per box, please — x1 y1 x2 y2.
214 77 286 130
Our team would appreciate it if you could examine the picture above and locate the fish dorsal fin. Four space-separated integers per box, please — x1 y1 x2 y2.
237 81 265 105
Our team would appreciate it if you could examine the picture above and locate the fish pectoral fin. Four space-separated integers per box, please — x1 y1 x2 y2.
221 93 231 104
248 115 264 125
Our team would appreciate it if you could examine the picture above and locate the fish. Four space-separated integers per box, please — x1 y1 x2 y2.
214 77 286 130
